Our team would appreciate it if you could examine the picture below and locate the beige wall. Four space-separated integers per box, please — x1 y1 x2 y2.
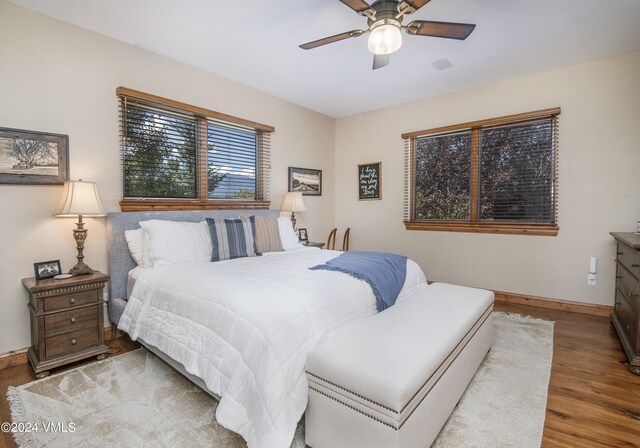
0 2 335 354
335 51 640 306
2 0 639 355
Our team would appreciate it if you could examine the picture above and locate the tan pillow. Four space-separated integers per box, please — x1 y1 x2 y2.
241 215 284 253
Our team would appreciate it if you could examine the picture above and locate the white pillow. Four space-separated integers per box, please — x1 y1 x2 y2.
139 220 213 267
124 228 145 266
278 216 305 251
141 230 153 268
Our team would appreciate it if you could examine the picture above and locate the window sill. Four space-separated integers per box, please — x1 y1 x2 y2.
403 221 559 236
120 199 271 212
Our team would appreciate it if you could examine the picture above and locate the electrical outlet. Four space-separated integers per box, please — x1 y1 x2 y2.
588 256 596 286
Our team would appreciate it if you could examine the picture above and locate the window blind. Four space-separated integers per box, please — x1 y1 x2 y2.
402 108 560 235
121 99 197 199
118 89 272 204
414 130 472 220
208 120 259 200
479 118 557 224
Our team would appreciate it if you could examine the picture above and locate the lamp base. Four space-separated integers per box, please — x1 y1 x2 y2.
69 215 94 276
69 262 93 276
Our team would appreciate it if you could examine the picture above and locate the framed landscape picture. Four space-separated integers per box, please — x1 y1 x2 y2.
0 127 69 185
358 161 382 200
288 167 322 196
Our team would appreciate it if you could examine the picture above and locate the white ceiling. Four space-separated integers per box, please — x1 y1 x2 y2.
9 0 640 118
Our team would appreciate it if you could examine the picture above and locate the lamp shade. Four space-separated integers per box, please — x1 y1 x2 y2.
368 20 402 55
280 192 307 212
53 179 106 217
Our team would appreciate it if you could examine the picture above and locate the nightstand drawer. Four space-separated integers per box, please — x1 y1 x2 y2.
617 242 640 279
45 327 100 358
44 305 100 335
43 290 98 312
617 263 640 312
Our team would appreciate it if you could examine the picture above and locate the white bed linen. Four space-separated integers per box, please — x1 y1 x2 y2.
126 266 147 298
118 248 426 448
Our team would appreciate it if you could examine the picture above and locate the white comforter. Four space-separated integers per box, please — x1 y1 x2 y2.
118 248 426 448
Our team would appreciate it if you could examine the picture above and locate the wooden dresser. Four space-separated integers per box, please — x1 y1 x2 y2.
22 271 110 378
610 232 640 375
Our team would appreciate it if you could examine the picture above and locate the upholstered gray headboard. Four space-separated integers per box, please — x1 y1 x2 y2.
106 209 278 324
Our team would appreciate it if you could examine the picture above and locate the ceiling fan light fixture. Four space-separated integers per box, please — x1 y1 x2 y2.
367 19 402 55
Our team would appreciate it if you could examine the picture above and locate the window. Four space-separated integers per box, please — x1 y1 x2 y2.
403 108 560 236
118 87 273 211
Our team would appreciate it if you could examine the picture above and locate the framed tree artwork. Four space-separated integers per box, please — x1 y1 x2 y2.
0 127 69 185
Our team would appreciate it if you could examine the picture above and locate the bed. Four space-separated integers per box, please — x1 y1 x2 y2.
107 210 427 448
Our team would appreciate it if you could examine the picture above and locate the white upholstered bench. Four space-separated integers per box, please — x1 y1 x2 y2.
305 283 494 448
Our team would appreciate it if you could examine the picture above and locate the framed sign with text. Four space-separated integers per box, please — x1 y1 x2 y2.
358 162 381 200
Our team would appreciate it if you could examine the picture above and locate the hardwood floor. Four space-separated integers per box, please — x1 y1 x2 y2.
1 304 639 448
494 302 640 448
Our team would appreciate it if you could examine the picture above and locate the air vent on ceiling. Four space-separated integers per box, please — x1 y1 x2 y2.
431 58 453 71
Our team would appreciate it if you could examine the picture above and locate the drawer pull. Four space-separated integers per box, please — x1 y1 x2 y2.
71 339 77 345
70 317 76 323
633 264 640 268
627 325 635 332
617 252 623 255
69 298 76 304
616 275 622 279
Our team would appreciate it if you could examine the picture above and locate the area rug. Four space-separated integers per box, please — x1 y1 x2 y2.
7 312 553 448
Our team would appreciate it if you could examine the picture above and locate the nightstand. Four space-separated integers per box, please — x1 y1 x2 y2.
22 271 110 378
303 241 325 249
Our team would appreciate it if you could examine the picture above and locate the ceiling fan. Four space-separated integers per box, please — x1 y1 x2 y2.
299 0 476 70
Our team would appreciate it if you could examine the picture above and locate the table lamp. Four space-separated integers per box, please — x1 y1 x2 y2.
280 192 306 230
53 179 106 275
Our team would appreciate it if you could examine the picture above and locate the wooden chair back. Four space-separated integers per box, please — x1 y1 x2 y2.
327 228 337 250
342 227 350 251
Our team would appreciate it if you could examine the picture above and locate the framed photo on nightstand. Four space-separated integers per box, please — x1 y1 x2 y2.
33 260 62 280
298 228 308 242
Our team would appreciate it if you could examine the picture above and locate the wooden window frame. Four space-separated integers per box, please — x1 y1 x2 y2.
402 108 560 236
117 87 274 211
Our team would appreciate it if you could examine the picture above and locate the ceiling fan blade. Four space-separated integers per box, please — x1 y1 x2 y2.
406 20 476 40
338 0 376 18
398 0 432 15
299 30 365 50
372 54 390 70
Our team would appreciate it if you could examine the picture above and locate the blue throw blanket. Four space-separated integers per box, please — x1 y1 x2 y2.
309 251 408 312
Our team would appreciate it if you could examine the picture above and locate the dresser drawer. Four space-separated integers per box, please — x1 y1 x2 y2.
44 305 100 335
617 263 640 312
615 290 638 351
43 290 99 312
45 327 100 359
617 242 640 279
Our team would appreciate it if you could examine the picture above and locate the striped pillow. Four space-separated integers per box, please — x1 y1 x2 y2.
240 215 283 253
206 216 261 262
